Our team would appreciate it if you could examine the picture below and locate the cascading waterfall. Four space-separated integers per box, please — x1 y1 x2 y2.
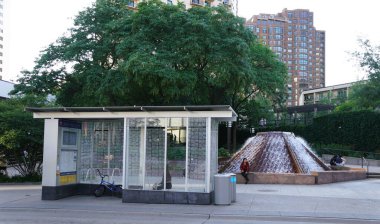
220 132 327 174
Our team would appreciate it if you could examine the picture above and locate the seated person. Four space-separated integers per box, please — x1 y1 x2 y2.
330 155 338 166
335 155 346 166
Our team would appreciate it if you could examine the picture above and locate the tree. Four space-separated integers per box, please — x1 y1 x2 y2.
11 0 287 151
337 39 380 111
0 96 45 176
12 0 286 105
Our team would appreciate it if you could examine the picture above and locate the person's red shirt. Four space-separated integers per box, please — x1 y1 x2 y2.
240 161 249 172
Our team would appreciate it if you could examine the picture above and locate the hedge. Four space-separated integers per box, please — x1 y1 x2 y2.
254 110 380 153
308 110 380 152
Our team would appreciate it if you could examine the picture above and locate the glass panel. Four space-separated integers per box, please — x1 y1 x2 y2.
127 118 145 189
78 120 124 184
145 118 166 190
167 118 187 191
187 118 207 192
62 130 77 146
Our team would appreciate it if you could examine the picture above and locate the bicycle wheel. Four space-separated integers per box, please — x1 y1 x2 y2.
94 185 105 197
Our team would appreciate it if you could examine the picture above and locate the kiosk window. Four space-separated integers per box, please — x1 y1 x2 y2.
63 131 77 146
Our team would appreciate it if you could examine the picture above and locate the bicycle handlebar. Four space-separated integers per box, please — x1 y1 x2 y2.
96 169 108 178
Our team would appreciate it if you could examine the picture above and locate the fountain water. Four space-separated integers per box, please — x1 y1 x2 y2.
220 132 328 174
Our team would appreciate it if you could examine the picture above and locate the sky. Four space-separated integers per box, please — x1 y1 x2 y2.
3 0 380 86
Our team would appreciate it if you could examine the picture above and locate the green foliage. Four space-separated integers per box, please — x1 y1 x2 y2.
258 110 380 152
0 174 42 183
312 146 380 160
0 97 44 176
308 110 380 152
341 39 380 110
11 0 287 122
167 146 186 160
218 147 230 158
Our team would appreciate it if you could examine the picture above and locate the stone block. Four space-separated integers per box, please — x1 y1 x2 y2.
123 189 143 203
275 173 295 184
294 174 315 185
164 191 188 204
188 192 212 205
146 190 165 204
42 184 78 200
314 171 333 184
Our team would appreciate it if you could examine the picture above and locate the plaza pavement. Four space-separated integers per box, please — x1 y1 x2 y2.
0 179 379 223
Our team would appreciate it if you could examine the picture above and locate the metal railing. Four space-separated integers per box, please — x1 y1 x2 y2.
362 157 369 172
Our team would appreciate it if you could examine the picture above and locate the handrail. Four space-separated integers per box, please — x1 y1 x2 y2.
362 157 369 172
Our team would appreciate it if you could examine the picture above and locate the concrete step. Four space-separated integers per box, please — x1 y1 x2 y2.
367 172 380 178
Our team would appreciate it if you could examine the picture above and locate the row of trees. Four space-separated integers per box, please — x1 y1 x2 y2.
2 0 288 175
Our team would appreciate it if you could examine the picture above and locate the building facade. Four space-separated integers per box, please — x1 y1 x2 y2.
0 0 3 77
245 9 325 106
0 76 14 100
127 0 238 15
299 82 353 106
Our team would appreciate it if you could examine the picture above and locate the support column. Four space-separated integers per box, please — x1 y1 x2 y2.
227 121 232 153
42 119 59 187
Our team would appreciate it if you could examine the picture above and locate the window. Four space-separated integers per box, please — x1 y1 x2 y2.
299 59 308 65
299 54 307 59
62 131 77 146
128 1 135 7
274 27 283 34
300 66 307 71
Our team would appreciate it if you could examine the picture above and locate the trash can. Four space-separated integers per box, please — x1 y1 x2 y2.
229 173 236 203
214 174 231 205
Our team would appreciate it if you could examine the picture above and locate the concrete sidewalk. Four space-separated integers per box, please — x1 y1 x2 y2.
0 179 379 223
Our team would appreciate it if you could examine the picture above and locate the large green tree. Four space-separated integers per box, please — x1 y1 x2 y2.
12 0 286 110
0 96 45 176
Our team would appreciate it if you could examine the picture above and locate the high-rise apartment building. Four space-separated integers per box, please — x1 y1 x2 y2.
0 0 3 77
127 0 238 15
246 9 325 106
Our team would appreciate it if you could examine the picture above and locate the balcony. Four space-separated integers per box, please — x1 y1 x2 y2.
127 1 137 9
191 0 204 6
223 0 231 6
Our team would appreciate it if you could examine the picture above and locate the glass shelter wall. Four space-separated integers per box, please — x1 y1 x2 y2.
79 120 124 185
125 117 210 193
126 118 145 189
167 118 187 191
187 118 207 192
144 118 166 190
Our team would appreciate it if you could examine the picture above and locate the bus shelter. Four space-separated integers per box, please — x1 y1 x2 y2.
27 105 237 204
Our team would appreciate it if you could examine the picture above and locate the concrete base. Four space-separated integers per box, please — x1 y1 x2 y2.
41 184 116 200
236 173 315 185
122 189 213 205
312 170 367 184
236 170 367 185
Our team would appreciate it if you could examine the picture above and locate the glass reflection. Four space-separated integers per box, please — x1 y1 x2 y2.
166 118 187 191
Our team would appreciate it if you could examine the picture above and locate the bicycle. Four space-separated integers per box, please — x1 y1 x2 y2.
94 169 122 197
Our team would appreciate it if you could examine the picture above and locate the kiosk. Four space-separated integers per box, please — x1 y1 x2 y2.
28 105 236 204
